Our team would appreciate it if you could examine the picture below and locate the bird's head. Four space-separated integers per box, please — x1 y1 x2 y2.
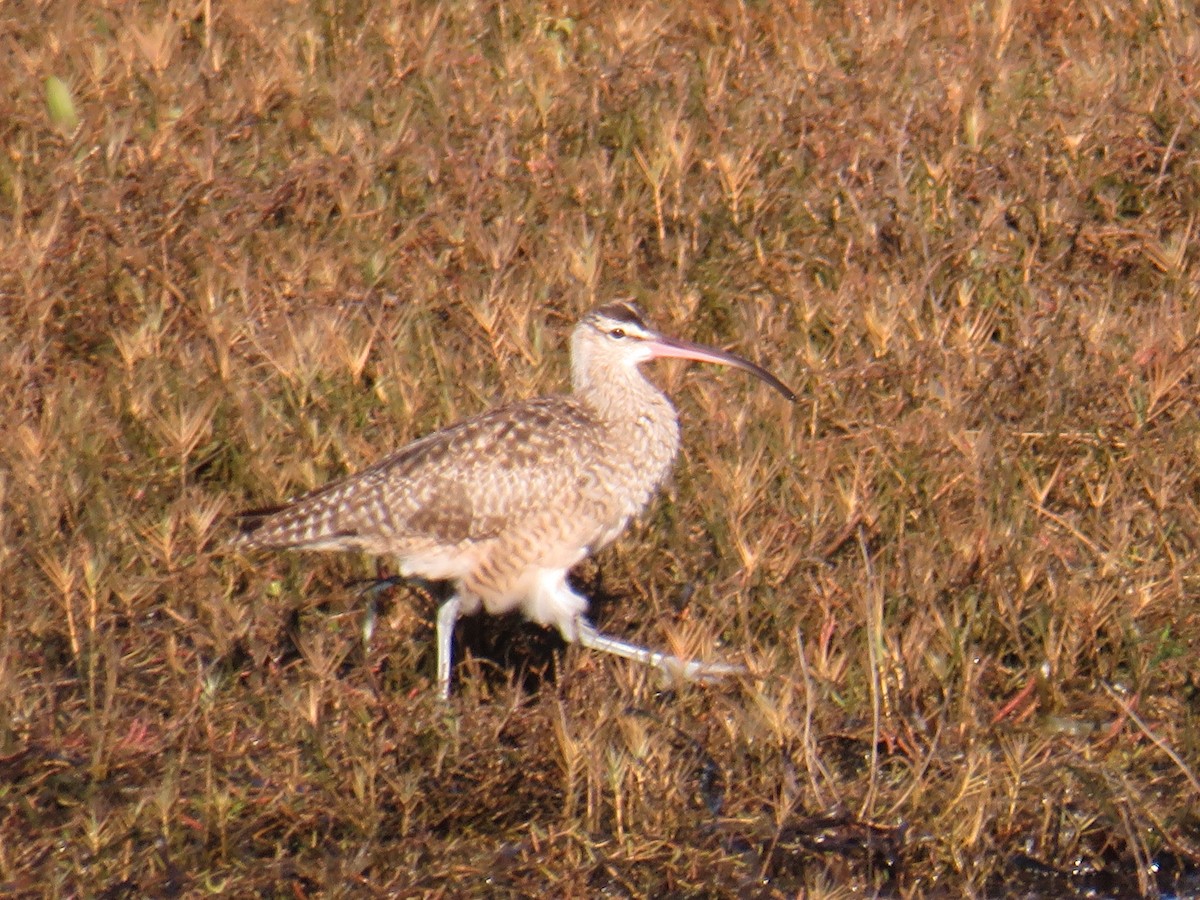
571 300 796 401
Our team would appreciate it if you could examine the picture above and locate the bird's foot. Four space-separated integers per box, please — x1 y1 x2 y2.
670 657 746 684
350 575 407 598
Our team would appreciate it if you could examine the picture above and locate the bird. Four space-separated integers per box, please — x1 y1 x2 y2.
233 300 796 698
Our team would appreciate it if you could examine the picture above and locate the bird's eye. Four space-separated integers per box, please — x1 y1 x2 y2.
609 328 626 339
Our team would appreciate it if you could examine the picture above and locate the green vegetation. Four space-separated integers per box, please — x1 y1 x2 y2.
3 0 1200 894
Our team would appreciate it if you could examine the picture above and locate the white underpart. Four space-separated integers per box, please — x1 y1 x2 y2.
517 567 589 638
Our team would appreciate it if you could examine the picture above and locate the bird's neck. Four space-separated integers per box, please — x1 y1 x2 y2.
573 364 675 429
573 364 682 514
574 363 682 492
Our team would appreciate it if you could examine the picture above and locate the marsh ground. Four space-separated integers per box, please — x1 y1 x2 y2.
4 1 1200 895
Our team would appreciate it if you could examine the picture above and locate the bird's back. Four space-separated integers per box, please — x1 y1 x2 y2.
234 396 632 567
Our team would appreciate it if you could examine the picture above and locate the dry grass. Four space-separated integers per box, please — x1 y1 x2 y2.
4 0 1200 895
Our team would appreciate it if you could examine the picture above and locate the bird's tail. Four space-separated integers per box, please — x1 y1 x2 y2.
230 486 360 552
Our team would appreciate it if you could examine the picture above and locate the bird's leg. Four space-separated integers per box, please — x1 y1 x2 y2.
574 618 744 684
436 595 462 700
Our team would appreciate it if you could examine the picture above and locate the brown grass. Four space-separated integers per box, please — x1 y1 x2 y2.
4 0 1200 895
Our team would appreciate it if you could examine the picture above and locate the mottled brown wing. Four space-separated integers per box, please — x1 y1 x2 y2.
232 396 606 553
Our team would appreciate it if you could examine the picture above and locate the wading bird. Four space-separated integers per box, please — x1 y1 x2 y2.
233 301 795 697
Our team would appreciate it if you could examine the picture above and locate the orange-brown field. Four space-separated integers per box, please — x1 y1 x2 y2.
4 1 1200 896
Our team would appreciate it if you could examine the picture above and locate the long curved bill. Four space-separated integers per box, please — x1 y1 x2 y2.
648 334 797 402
